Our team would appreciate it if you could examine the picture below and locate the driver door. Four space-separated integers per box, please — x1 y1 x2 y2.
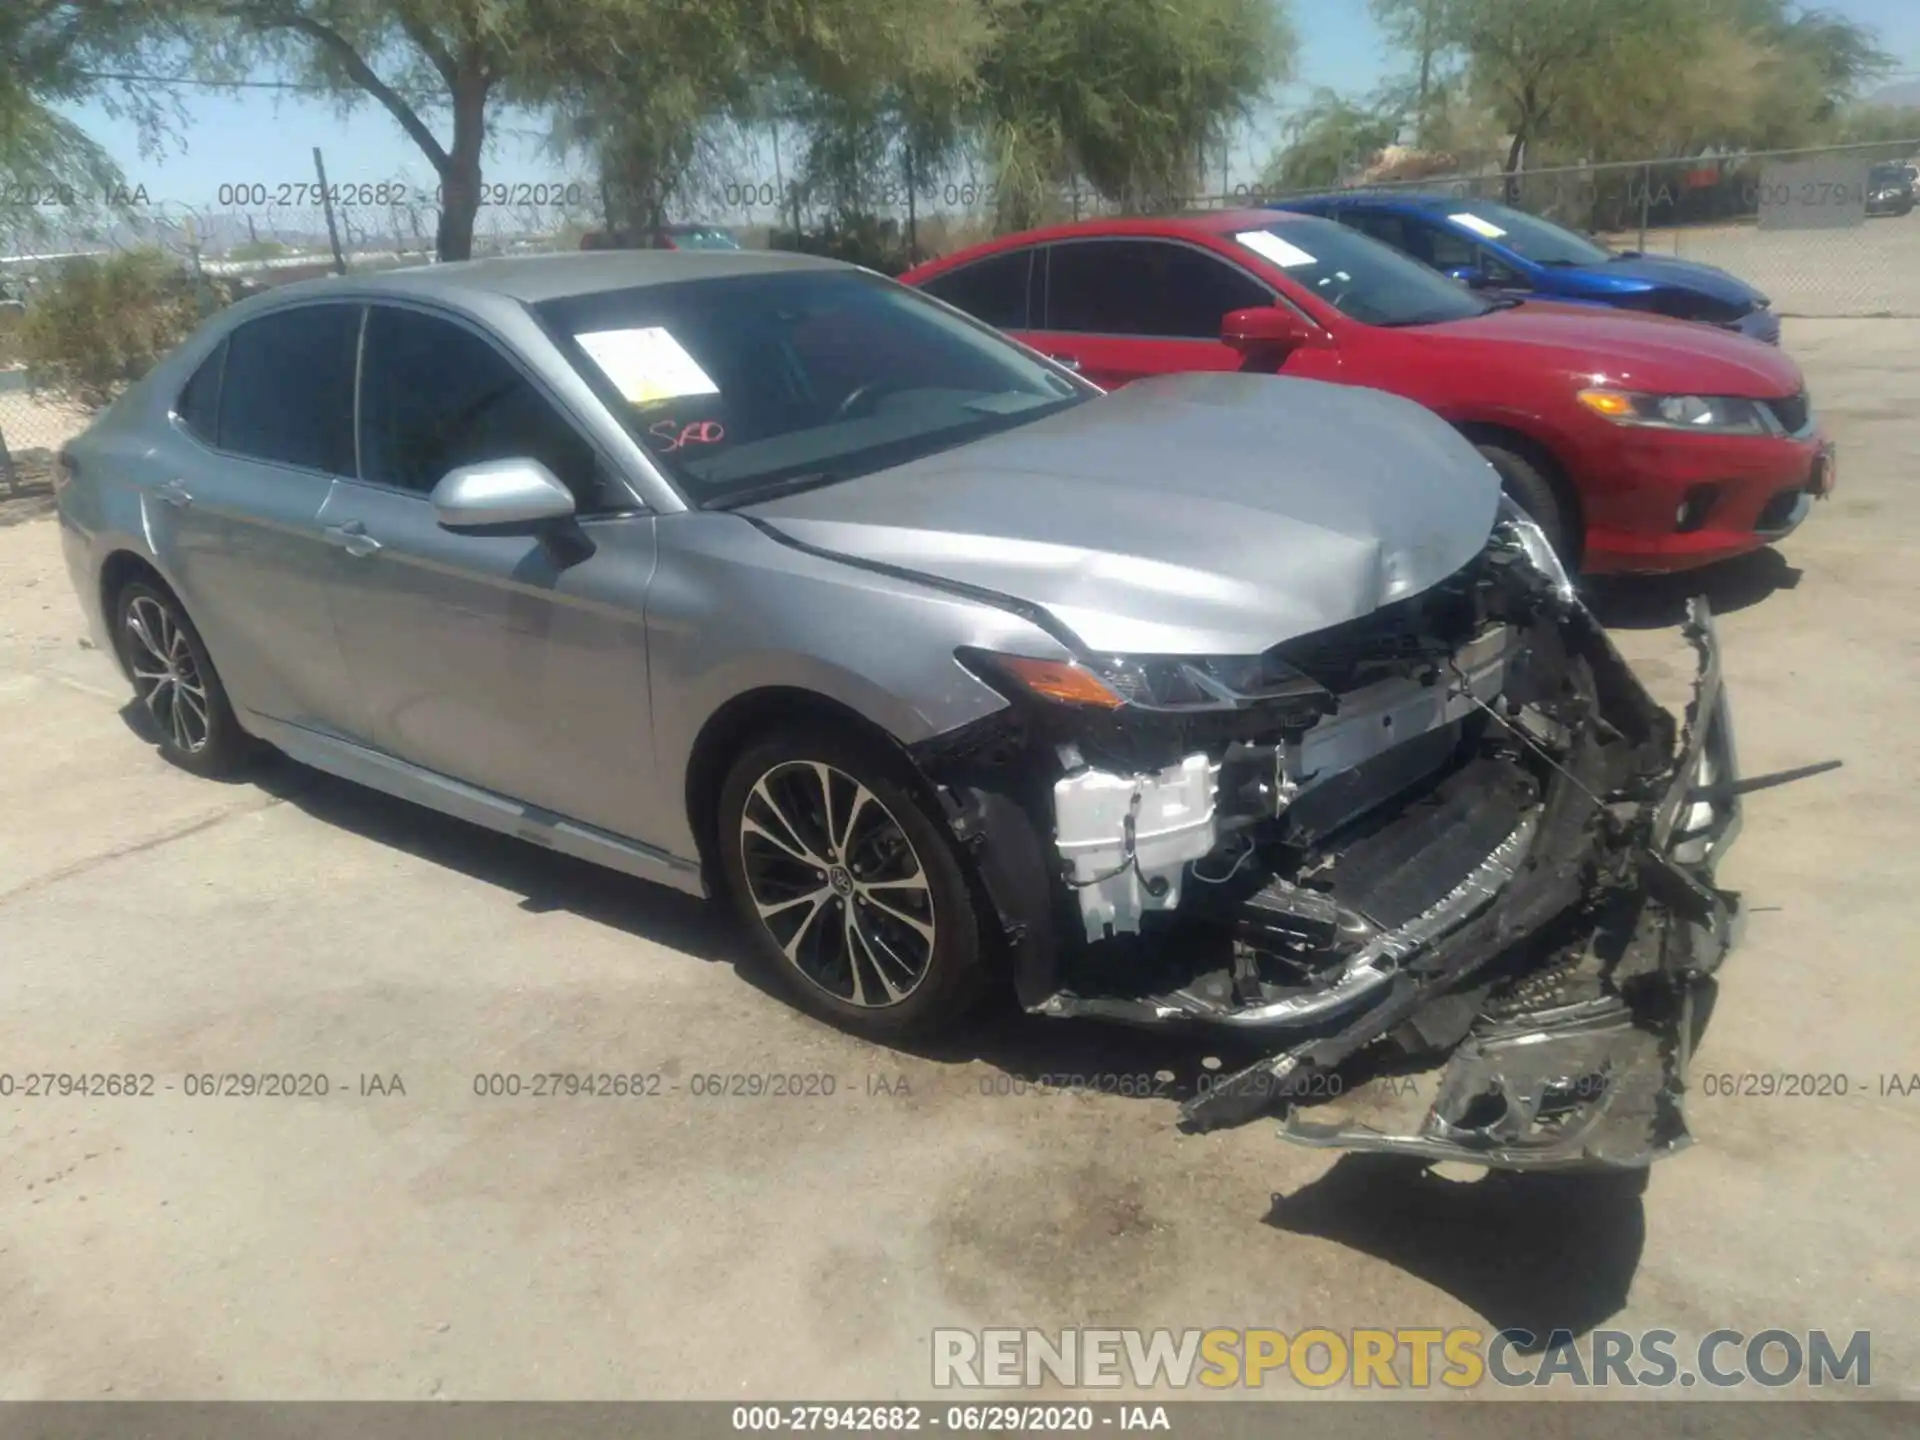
317 301 666 844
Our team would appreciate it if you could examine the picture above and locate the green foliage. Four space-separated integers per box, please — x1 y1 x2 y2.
979 0 1294 219
1827 104 1920 149
0 2 176 243
770 213 912 274
1261 90 1401 192
1329 0 1903 181
17 250 203 409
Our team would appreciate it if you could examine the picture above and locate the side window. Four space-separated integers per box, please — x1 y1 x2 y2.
1338 210 1411 253
1044 240 1271 339
1482 252 1529 289
218 305 361 474
358 306 622 511
1420 223 1481 272
920 249 1033 329
174 339 226 445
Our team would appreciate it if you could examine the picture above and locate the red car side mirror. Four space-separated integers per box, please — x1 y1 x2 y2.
1221 306 1318 353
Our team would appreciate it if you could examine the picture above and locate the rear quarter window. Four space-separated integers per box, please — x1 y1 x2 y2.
216 304 362 474
174 339 227 445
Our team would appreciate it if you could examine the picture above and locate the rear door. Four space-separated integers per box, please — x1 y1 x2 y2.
1025 238 1274 388
146 303 361 731
316 301 664 840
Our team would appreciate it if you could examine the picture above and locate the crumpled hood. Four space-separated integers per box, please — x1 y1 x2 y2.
744 372 1499 655
1543 253 1762 309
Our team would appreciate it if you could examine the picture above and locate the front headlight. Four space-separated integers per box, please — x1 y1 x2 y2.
1576 388 1775 435
957 648 1330 713
1496 495 1576 603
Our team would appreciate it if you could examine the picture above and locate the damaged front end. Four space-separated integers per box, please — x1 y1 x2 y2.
915 500 1746 1173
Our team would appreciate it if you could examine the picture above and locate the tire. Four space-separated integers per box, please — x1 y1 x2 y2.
717 726 985 1041
113 578 252 778
1475 441 1577 565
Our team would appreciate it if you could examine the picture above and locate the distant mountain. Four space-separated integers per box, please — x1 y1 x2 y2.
1863 80 1920 110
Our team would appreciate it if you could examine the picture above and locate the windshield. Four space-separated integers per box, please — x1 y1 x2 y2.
667 228 741 250
1439 201 1613 265
1235 217 1498 327
1870 165 1908 186
535 269 1089 506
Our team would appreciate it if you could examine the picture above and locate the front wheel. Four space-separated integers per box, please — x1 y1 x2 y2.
1476 442 1577 566
717 728 985 1040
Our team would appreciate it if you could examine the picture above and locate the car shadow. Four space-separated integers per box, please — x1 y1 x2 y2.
1263 1153 1649 1348
131 728 1273 1098
1582 546 1801 631
113 720 1437 1113
234 750 748 965
894 1002 1275 1103
141 730 1654 1332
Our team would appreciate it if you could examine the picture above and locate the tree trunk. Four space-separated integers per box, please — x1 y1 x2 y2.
903 140 918 264
1503 125 1528 205
1415 0 1436 146
436 61 490 262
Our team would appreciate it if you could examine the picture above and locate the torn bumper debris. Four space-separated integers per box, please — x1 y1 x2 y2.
921 508 1767 1174
1188 597 1744 1172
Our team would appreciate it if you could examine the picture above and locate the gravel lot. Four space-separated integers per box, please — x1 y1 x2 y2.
0 319 1915 1403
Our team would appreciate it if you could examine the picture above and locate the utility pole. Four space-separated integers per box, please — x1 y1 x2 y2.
313 147 346 274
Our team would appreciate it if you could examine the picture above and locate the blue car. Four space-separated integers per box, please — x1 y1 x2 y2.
1270 193 1781 346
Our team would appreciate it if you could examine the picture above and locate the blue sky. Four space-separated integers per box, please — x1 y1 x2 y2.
53 0 1920 212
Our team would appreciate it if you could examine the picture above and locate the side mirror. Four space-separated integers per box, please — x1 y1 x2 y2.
430 458 577 531
1445 266 1488 288
1220 306 1317 353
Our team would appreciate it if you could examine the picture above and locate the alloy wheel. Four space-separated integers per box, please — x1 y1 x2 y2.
124 595 212 755
737 760 937 1008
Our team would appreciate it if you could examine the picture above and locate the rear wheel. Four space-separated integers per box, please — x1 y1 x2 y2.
114 579 251 778
1476 441 1577 565
717 727 985 1040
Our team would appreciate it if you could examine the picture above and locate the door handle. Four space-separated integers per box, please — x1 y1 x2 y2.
325 519 383 558
156 479 193 509
1047 353 1083 372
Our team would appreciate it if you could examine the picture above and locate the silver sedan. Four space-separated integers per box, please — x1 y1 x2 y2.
56 249 1743 1170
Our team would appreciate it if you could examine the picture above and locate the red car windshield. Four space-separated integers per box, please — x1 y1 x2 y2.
1233 217 1497 328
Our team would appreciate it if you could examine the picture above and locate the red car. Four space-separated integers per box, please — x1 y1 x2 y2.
900 210 1834 573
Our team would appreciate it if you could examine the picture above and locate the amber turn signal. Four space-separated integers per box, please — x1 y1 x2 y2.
991 655 1128 709
1576 387 1637 419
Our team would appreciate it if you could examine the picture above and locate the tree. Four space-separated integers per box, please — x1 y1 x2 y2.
978 0 1294 225
1370 0 1448 147
173 0 983 263
1260 90 1400 192
1438 0 1699 177
0 2 184 246
778 0 999 258
1827 103 1920 148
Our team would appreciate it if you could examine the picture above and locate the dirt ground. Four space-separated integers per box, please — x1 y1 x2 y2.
0 319 1915 1403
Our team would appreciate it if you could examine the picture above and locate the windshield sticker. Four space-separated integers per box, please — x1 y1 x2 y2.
1235 229 1318 268
1449 212 1508 239
577 326 720 406
647 418 726 453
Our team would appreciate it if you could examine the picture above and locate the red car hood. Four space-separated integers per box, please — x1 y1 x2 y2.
1419 301 1804 397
